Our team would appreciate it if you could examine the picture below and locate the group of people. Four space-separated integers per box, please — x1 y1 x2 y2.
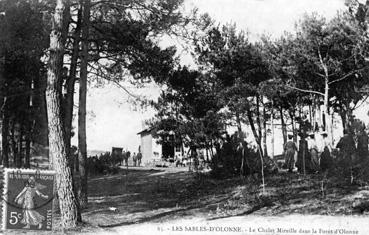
284 132 330 173
120 149 143 167
283 126 368 174
132 151 143 167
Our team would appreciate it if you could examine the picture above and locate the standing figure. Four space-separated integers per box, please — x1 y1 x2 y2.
336 129 357 168
297 133 309 174
356 125 368 162
308 133 319 172
121 150 126 166
221 134 234 173
14 176 49 229
238 139 249 176
336 129 358 182
190 146 198 171
319 132 333 172
284 134 298 172
137 151 142 167
132 152 137 167
125 151 131 166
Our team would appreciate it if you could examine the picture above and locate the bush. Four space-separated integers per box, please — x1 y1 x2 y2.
209 138 277 179
87 152 120 176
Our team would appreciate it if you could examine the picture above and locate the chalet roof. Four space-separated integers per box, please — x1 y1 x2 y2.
137 128 153 135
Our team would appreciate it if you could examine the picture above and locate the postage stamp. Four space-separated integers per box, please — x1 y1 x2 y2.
2 168 55 231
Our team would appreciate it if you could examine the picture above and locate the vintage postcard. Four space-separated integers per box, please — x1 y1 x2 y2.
1 0 369 234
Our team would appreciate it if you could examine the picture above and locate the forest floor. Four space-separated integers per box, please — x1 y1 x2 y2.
6 166 369 234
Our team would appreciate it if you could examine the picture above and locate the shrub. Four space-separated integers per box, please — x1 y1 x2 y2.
87 152 120 176
209 139 277 179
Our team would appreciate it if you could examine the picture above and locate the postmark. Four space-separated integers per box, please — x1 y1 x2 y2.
2 168 55 231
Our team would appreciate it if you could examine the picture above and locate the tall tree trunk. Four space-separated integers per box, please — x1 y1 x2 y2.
11 120 17 167
271 100 274 159
340 111 346 132
17 124 24 168
25 125 31 168
323 79 329 131
235 112 242 135
331 113 335 146
64 4 82 172
33 69 49 160
46 0 79 228
63 3 83 219
312 98 316 130
0 52 4 166
309 103 312 127
323 78 333 144
26 74 33 169
246 107 263 156
289 110 297 143
340 107 353 133
2 109 9 167
280 106 287 146
77 0 90 209
248 102 265 193
256 96 262 145
1 50 4 167
262 98 268 158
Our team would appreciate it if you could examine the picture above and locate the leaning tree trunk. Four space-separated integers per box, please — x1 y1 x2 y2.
247 105 266 193
46 0 79 228
77 0 90 209
246 107 263 156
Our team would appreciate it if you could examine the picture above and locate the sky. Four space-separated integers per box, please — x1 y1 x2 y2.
74 0 347 153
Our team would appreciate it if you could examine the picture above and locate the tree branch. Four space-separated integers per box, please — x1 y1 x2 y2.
314 72 326 78
328 70 358 85
88 64 142 100
352 95 369 110
317 46 329 78
285 84 324 96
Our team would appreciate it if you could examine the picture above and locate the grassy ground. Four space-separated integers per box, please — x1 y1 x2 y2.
4 166 369 234
82 167 369 228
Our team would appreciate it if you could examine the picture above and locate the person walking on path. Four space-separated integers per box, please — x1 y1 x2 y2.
284 134 298 172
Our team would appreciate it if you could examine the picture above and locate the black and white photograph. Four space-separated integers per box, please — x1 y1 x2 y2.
1 0 369 234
